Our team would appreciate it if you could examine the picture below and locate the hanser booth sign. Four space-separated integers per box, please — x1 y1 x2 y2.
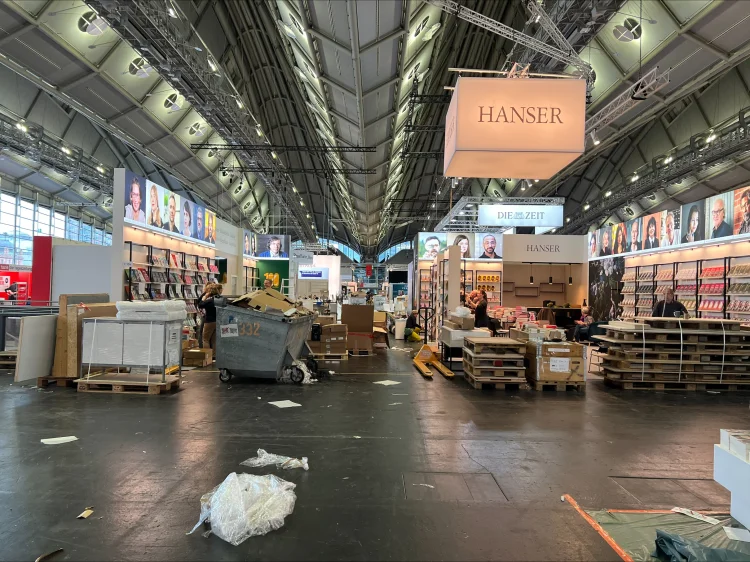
443 77 586 179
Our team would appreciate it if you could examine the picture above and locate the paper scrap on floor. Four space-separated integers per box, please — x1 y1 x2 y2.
241 449 309 471
373 380 401 386
268 400 301 409
413 483 434 489
41 436 78 445
388 402 402 406
671 507 721 525
724 527 750 542
77 507 94 519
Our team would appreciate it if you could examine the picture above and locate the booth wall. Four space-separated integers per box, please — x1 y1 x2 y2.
503 263 585 308
312 255 341 298
51 244 114 301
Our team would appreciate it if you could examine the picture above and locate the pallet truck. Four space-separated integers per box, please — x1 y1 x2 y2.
413 344 454 379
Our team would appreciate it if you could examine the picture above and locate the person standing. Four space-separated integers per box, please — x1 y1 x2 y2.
198 284 221 350
652 288 689 318
474 290 490 328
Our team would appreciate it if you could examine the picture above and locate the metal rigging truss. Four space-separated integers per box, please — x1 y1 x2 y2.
190 144 376 153
561 108 750 234
220 166 376 175
86 0 315 241
426 0 594 86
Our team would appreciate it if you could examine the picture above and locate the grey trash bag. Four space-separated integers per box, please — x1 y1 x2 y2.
188 472 296 546
654 529 750 562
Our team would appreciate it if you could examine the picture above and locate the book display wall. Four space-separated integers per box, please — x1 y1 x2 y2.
616 251 750 320
462 261 503 313
244 264 259 292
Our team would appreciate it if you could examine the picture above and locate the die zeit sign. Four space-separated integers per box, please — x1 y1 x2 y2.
477 204 563 228
443 77 586 179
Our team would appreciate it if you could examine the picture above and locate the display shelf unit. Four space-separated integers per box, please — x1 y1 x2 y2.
462 261 502 313
244 265 259 292
726 256 750 320
698 258 726 319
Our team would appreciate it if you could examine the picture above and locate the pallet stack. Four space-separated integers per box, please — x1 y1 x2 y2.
462 337 526 390
599 318 750 391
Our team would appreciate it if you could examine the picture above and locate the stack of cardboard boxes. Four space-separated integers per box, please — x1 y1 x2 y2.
182 338 213 367
308 323 348 356
306 304 391 356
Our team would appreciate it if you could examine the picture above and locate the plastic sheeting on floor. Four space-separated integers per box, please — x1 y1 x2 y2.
587 510 750 561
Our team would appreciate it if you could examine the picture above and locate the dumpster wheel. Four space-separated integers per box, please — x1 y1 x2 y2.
219 369 232 383
289 366 305 385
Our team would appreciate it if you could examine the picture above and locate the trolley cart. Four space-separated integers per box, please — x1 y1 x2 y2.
215 304 316 383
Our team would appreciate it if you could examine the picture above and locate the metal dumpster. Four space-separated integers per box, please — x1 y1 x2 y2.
215 304 315 383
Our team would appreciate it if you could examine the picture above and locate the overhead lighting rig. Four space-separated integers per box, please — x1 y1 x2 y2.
220 165 377 175
190 143 376 153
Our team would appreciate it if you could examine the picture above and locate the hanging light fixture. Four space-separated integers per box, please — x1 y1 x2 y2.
529 264 534 285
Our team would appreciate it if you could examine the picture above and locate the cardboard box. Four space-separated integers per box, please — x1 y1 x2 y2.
373 311 387 330
247 291 295 314
182 338 199 351
308 324 347 355
449 314 474 330
183 348 213 367
317 315 336 327
527 356 584 381
348 333 373 353
373 326 389 348
342 305 374 332
526 341 583 358
443 319 460 330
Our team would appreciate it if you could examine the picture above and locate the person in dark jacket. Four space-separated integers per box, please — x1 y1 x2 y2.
404 310 422 341
197 283 222 350
474 290 490 328
652 288 689 318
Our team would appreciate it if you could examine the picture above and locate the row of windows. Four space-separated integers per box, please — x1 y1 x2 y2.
378 241 411 263
0 193 111 266
291 237 361 262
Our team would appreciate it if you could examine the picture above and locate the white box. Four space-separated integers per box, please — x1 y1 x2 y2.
714 444 750 528
729 433 750 462
81 319 124 365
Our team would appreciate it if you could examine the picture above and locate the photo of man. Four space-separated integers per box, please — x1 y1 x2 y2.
422 236 441 259
661 210 679 247
256 234 289 258
182 200 193 238
478 234 501 259
707 194 733 239
418 233 446 260
194 205 205 241
735 188 750 235
124 173 146 223
206 212 216 244
627 218 642 252
164 192 180 233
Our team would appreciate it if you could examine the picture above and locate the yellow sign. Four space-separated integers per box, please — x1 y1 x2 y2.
444 77 586 179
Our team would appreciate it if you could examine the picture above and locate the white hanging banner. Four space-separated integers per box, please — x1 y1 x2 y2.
215 219 238 255
478 204 564 227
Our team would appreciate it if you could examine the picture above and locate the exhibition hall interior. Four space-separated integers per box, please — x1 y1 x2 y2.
2 0 750 560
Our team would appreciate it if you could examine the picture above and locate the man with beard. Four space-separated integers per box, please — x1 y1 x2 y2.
165 194 180 233
738 192 750 235
479 234 500 259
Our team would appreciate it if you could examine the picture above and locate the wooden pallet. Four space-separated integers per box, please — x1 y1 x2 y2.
0 350 17 370
602 358 749 373
604 377 750 392
463 337 526 356
602 371 750 383
464 371 527 390
348 349 374 357
609 349 750 361
37 377 77 388
75 374 181 395
606 330 744 344
463 360 524 379
462 348 525 369
310 352 348 361
642 318 743 332
529 379 586 392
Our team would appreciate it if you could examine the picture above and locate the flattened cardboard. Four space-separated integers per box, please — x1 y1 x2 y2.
341 305 374 333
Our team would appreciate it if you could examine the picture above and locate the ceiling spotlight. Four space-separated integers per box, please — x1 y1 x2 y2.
306 213 311 218
256 126 263 137
589 129 600 145
534 179 539 183
706 131 717 142
271 152 277 159
431 203 435 208
630 174 639 183
521 186 526 191
208 59 217 72
583 203 590 210
568 276 573 285
605 190 612 197
61 146 71 155
548 276 553 285
96 165 105 174
437 190 441 195
450 218 456 222
664 155 673 164
292 187 297 193
300 200 305 207
529 275 534 284
15 121 27 132
566 217 570 223
167 7 177 18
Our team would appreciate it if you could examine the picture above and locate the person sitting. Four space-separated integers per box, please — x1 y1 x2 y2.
572 306 594 342
652 288 689 318
404 309 422 342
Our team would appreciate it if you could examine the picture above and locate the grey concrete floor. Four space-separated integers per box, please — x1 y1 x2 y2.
0 346 747 561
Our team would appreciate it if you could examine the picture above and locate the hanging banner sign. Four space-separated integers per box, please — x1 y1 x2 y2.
444 77 586 179
502 234 587 263
478 204 564 227
298 267 329 280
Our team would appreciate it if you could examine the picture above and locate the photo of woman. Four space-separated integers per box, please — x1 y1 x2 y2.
600 228 612 256
182 201 193 238
589 231 599 258
681 203 704 243
612 224 626 254
244 232 252 256
452 234 472 258
147 183 163 228
644 215 660 249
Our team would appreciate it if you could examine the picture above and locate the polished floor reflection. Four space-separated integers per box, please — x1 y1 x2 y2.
0 349 744 561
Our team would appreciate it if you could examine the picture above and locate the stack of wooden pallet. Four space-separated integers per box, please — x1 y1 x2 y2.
598 318 750 391
462 337 526 390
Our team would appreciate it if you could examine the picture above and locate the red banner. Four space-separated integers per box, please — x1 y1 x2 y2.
365 264 372 277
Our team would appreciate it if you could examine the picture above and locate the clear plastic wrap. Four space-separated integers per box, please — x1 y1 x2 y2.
115 300 187 321
188 473 296 546
240 449 309 471
453 306 471 318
